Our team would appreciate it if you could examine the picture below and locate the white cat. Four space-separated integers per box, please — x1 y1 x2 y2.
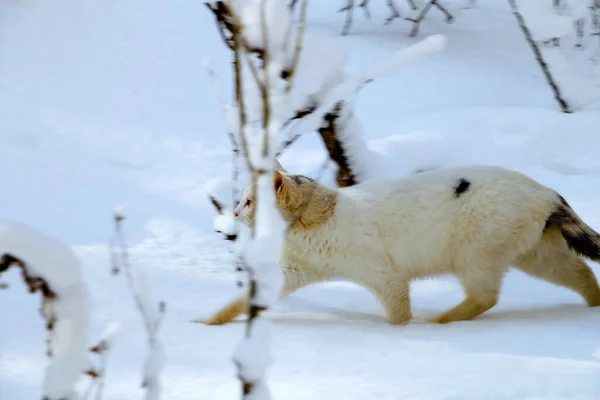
197 163 600 326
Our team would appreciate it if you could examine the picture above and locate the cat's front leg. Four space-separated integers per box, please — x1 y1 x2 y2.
193 291 249 325
193 264 330 325
365 277 412 324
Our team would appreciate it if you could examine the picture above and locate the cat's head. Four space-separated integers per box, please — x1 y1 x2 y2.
233 161 321 227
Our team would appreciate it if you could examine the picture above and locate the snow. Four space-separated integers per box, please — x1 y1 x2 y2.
100 320 123 351
227 4 301 394
2 0 600 399
0 220 90 400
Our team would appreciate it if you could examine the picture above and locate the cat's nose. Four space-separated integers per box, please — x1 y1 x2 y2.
233 210 239 217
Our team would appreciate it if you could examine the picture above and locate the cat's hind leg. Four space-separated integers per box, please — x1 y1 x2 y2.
428 264 507 324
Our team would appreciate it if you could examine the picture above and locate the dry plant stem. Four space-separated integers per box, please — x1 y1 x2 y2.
591 1 600 52
285 0 308 94
407 0 454 37
507 0 572 113
406 0 418 10
203 62 241 204
81 342 109 400
385 0 402 25
0 253 60 396
575 18 585 49
227 0 275 396
231 15 254 174
205 1 357 188
433 1 454 22
337 0 374 34
360 0 371 19
259 0 271 160
205 2 235 49
339 0 355 35
111 214 166 393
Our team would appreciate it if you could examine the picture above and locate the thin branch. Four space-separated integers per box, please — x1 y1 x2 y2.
384 0 402 25
590 1 600 61
259 0 272 160
203 61 241 205
284 0 309 94
406 0 418 10
110 213 166 397
359 0 371 19
507 0 572 113
205 2 235 49
339 0 355 35
574 17 585 49
407 0 454 37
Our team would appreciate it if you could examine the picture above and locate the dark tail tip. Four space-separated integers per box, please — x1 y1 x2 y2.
546 194 600 260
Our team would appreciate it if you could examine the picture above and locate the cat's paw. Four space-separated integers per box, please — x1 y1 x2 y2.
191 316 227 326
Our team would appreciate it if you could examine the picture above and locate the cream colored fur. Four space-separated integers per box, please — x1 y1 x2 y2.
197 164 600 326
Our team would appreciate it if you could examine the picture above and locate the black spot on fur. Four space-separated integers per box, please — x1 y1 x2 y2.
453 178 471 198
544 195 576 231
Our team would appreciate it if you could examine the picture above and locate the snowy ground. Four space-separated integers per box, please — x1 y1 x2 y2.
2 0 600 399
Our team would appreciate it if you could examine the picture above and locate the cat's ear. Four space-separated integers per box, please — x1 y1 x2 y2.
274 159 287 172
274 170 285 194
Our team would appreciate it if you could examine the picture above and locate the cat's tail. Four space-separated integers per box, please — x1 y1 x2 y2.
545 194 600 261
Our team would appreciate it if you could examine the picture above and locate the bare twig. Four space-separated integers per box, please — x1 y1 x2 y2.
230 12 254 174
339 0 356 36
110 213 166 398
575 17 585 49
284 0 308 94
508 0 572 113
205 2 235 49
1 253 58 359
359 0 372 19
591 0 600 60
384 0 402 25
407 0 454 37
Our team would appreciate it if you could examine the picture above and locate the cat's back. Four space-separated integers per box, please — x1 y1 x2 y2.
333 164 555 237
340 164 550 203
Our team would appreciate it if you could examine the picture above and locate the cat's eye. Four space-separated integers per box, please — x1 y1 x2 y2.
245 199 252 207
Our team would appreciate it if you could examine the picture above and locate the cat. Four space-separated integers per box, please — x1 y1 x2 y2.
196 163 600 326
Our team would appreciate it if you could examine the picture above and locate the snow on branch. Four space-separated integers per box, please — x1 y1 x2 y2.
0 220 90 400
82 321 122 400
110 211 166 400
204 0 310 398
406 1 454 38
338 0 453 37
280 34 447 141
205 1 446 190
277 34 446 186
202 3 448 396
590 0 600 61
